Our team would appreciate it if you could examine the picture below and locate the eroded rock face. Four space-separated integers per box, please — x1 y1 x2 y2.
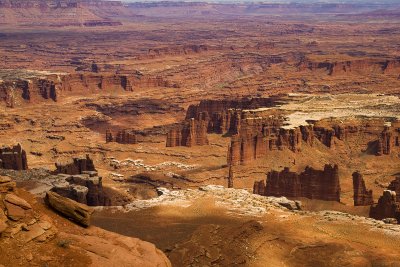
299 58 400 76
377 124 400 155
106 129 137 144
0 144 28 170
370 190 400 222
166 117 209 147
55 154 96 175
352 172 373 206
45 191 93 227
0 70 183 107
254 164 341 202
51 173 111 206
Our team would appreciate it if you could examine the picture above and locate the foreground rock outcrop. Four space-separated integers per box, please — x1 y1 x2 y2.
45 191 93 227
51 172 111 206
0 144 28 170
254 164 341 202
0 174 171 266
369 190 400 222
352 172 373 206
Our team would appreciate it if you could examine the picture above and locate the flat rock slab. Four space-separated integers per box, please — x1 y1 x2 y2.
4 194 32 210
18 223 46 243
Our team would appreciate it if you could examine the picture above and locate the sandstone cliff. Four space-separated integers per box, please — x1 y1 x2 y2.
106 129 137 144
55 154 96 175
254 164 341 202
369 190 400 222
51 172 111 206
166 116 209 147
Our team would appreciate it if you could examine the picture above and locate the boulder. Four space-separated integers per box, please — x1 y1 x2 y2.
4 193 32 210
45 191 94 227
4 202 26 221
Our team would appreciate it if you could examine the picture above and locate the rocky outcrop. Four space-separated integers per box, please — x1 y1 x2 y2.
299 58 400 76
45 191 93 227
377 125 400 155
0 179 171 266
51 172 111 206
166 117 209 147
0 71 179 107
185 98 279 135
185 98 279 121
55 154 96 175
254 164 341 202
230 117 395 165
0 144 28 170
352 172 373 206
106 129 137 144
370 190 400 222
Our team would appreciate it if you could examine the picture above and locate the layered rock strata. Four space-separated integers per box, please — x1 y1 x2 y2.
229 117 399 165
55 154 96 175
51 172 111 206
352 172 373 206
370 190 400 222
0 71 179 107
253 164 341 202
106 129 137 144
166 116 209 147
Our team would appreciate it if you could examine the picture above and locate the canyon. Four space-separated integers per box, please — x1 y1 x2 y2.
0 0 400 266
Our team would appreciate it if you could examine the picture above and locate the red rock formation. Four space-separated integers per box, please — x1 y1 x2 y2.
299 58 400 76
0 144 28 170
254 164 341 202
115 130 137 144
388 176 400 202
352 172 373 206
166 116 209 147
0 71 185 107
376 126 400 155
106 129 113 143
370 190 400 222
228 165 234 188
55 154 96 175
253 180 265 195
